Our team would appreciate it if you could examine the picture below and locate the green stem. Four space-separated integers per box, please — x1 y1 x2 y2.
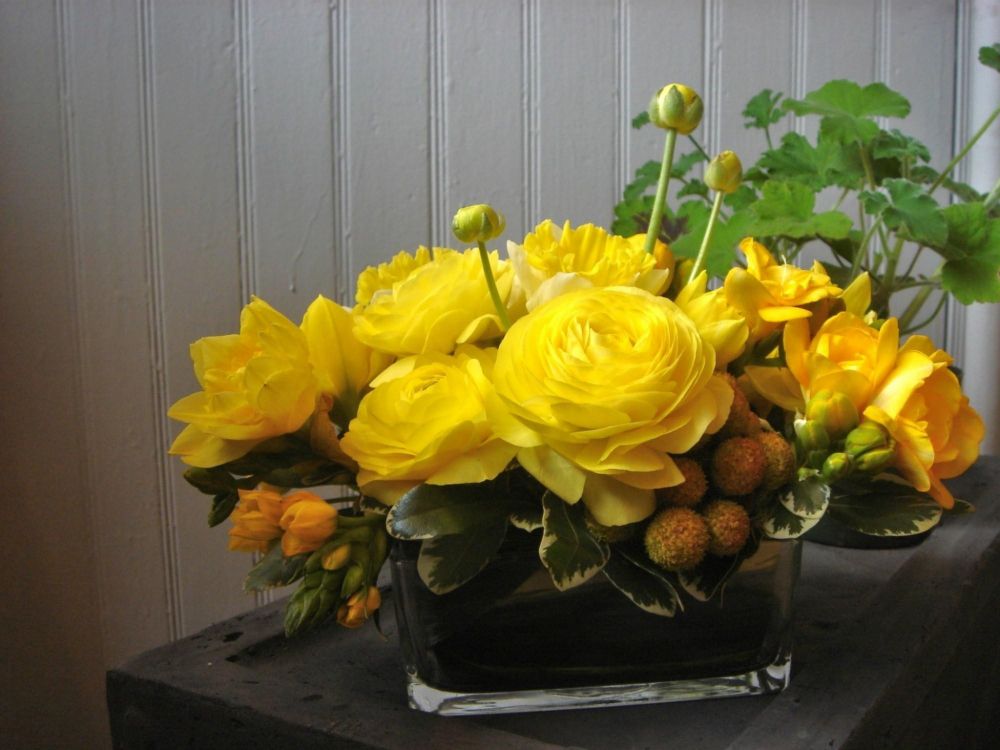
930 106 1000 195
690 191 725 280
984 175 1000 211
477 241 510 330
643 128 679 254
764 127 774 151
897 284 934 330
901 245 925 281
873 237 905 315
832 187 851 211
901 290 948 334
687 134 711 160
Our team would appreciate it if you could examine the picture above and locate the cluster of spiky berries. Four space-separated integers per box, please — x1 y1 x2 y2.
643 375 796 572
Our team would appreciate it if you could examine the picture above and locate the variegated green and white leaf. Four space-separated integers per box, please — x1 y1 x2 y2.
416 520 508 594
678 533 761 603
509 504 543 532
778 476 831 519
539 492 609 590
827 482 941 536
387 482 507 540
603 551 680 616
762 499 824 539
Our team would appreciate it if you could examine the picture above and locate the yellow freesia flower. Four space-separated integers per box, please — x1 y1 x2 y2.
300 295 392 423
864 338 984 508
507 220 671 311
340 346 519 505
227 487 288 553
279 492 338 556
168 298 318 468
724 238 841 340
492 286 732 527
675 271 749 368
353 247 514 356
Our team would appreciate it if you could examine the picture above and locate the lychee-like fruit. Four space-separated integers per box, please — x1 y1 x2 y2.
719 376 761 438
702 499 751 556
657 457 708 507
755 430 796 491
644 507 710 571
711 437 766 496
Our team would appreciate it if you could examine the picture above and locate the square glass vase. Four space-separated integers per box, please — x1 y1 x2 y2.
389 532 801 716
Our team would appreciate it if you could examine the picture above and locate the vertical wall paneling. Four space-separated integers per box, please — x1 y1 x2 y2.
442 1 526 240
246 0 337 317
150 0 252 634
522 0 541 231
346 0 432 287
331 0 352 304
236 0 258 304
535 0 618 225
624 1 704 208
0 1 107 746
68 0 171 666
428 0 447 246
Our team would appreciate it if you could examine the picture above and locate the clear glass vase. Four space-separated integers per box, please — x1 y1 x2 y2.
389 530 801 716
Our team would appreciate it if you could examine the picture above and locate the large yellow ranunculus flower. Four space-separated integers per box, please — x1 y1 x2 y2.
353 247 514 356
355 247 432 307
507 220 671 311
300 295 392 424
340 346 519 505
675 271 749 368
724 238 841 340
169 297 318 468
864 337 984 508
492 286 732 526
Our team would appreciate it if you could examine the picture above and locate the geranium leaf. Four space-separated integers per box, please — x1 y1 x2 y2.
861 179 948 247
244 544 308 592
677 180 709 199
871 128 930 163
417 521 508 594
746 180 852 240
387 482 509 540
742 88 784 130
539 492 609 590
980 43 1000 73
632 110 651 129
757 132 861 190
778 476 831 519
671 150 707 179
603 550 681 616
827 479 942 536
910 166 984 203
942 254 1000 304
783 80 910 145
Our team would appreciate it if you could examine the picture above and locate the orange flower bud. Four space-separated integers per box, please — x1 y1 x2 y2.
336 586 382 629
280 494 338 556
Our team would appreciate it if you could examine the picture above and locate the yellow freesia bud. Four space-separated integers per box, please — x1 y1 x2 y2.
844 419 890 458
227 487 292 553
854 446 894 474
336 585 381 629
704 150 743 194
648 83 703 135
321 544 352 571
279 493 338 556
805 390 859 440
821 452 853 483
452 204 506 244
794 418 830 452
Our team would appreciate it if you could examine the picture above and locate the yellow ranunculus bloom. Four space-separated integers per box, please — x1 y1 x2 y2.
492 286 732 527
724 238 841 340
507 220 671 311
354 247 432 307
675 271 749 368
300 295 392 423
168 298 318 468
353 247 514 356
864 338 984 509
279 491 338 556
340 346 519 505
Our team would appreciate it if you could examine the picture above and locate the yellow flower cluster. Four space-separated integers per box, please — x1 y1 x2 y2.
228 487 337 556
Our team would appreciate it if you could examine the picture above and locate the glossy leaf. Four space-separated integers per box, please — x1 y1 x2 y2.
778 476 831 519
603 551 681 616
244 544 309 592
417 521 508 594
539 492 609 590
678 533 761 603
827 479 942 536
208 491 239 527
387 482 508 540
761 498 823 539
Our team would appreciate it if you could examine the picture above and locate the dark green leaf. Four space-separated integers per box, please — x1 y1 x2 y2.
387 482 510 540
416 521 508 594
980 43 1000 73
632 110 651 129
756 132 862 190
783 80 910 145
184 467 236 496
208 492 239 527
671 150 708 179
910 166 984 203
244 544 309 592
871 128 930 163
539 492 608 590
747 180 853 239
743 88 785 130
942 254 1000 304
860 179 948 246
623 161 662 200
678 533 762 603
724 184 759 212
827 479 942 536
677 180 710 199
603 550 680 616
778 476 831 519
509 504 543 532
949 499 975 515
760 496 823 539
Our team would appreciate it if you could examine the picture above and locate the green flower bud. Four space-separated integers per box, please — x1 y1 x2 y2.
854 446 894 474
805 390 860 440
845 420 890 458
452 203 506 244
340 563 366 599
648 83 703 135
703 150 743 194
821 452 854 483
794 418 830 453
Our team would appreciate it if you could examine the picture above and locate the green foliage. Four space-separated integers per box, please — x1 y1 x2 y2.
756 132 861 190
244 543 309 592
417 522 509 594
861 179 948 246
827 479 942 536
760 478 830 539
742 88 784 130
671 202 754 277
539 493 609 590
871 129 930 164
783 80 911 144
980 43 1000 73
932 203 1000 304
747 180 853 240
603 548 681 616
387 481 512 540
677 533 761 603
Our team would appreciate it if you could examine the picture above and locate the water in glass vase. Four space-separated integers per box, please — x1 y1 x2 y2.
390 530 800 715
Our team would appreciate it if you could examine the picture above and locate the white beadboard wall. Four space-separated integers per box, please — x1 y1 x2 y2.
0 1 996 747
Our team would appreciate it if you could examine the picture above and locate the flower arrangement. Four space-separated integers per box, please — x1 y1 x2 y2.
170 56 995 649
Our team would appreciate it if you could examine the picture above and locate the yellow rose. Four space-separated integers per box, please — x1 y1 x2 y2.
724 238 841 340
168 297 318 468
507 220 671 311
340 346 519 504
300 295 392 423
353 247 514 356
674 271 749 368
864 338 984 508
493 286 732 526
279 491 338 556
